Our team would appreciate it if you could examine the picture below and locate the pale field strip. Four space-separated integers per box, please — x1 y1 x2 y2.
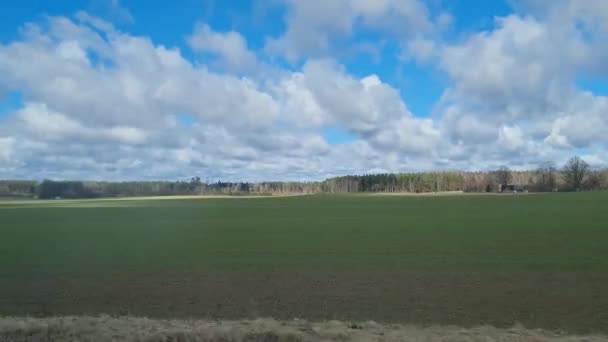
0 193 311 208
360 191 538 197
0 316 606 342
0 191 547 208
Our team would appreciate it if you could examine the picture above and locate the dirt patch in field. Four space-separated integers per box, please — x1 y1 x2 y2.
1 316 606 342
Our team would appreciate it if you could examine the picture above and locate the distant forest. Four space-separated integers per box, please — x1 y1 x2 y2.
1 157 606 199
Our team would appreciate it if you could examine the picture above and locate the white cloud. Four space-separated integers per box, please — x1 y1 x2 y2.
0 15 352 180
498 125 526 152
187 23 257 71
265 0 436 62
440 15 589 114
406 37 436 63
514 0 608 76
0 137 15 162
275 59 440 153
0 18 279 131
436 10 608 165
16 102 148 145
106 126 147 145
109 0 134 24
545 95 608 149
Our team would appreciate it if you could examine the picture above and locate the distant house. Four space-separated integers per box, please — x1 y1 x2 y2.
499 184 528 193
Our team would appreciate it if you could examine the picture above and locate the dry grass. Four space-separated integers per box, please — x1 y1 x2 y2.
0 316 606 342
103 193 311 201
368 191 467 197
367 191 542 197
0 193 310 208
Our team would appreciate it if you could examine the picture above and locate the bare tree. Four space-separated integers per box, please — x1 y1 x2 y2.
534 162 557 192
585 171 605 191
562 156 589 191
494 167 512 191
189 176 202 193
484 173 498 192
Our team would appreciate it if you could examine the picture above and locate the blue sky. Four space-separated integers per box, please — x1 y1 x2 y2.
0 0 607 180
0 91 23 118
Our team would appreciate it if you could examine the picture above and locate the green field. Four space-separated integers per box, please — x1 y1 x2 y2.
1 193 607 333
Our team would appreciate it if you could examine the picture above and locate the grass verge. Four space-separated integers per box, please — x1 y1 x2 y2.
1 316 607 342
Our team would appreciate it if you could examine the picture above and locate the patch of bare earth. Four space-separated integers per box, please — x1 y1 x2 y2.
1 316 606 342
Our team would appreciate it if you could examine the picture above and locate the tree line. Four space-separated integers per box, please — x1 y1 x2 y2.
0 179 322 199
322 157 606 193
1 156 606 199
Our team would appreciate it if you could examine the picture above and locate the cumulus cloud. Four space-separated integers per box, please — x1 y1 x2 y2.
440 15 589 114
187 23 257 72
88 0 133 24
435 10 608 166
0 17 279 131
0 137 15 162
1 14 441 180
113 0 133 22
275 59 440 153
265 0 437 62
12 102 148 148
405 37 437 63
0 16 281 179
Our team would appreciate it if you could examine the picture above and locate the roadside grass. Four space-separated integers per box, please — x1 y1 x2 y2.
2 316 607 342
